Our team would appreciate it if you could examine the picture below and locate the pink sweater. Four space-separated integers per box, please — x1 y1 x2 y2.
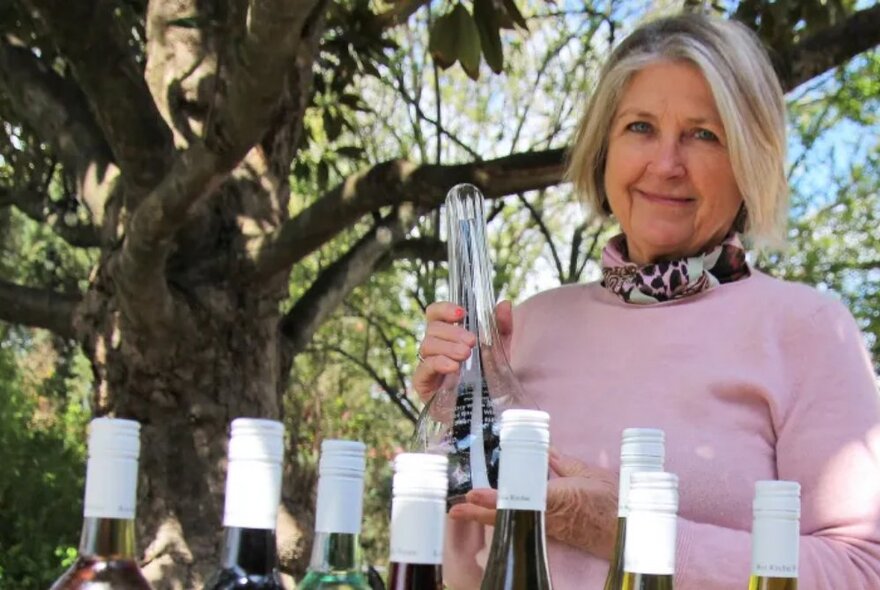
443 270 880 589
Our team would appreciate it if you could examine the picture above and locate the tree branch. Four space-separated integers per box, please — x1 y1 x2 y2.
321 344 419 424
825 259 880 275
367 0 431 31
26 0 174 197
0 36 118 222
244 9 877 284
205 0 323 168
389 237 447 263
516 192 565 281
280 205 419 359
0 186 101 248
0 278 81 338
249 149 566 280
114 0 323 331
344 300 412 395
775 4 880 91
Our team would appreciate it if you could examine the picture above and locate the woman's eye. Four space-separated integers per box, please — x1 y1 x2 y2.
626 121 652 133
694 128 719 141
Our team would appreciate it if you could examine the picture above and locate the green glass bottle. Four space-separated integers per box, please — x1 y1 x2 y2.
748 481 800 590
604 429 665 590
297 440 371 590
480 410 553 590
621 472 678 590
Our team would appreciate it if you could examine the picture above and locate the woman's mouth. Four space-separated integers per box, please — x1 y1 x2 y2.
636 190 696 206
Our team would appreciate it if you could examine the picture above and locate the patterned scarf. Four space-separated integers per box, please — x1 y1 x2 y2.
601 233 750 304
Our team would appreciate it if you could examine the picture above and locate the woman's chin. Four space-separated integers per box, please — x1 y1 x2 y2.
627 231 695 262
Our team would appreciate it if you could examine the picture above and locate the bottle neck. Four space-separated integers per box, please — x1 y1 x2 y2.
495 507 547 534
604 517 627 590
623 572 675 589
496 444 548 513
389 494 446 566
624 509 676 577
748 576 798 590
482 509 551 589
221 527 278 575
307 531 362 573
751 514 799 580
618 459 663 517
78 517 137 560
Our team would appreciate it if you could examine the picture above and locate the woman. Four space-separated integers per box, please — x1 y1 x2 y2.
413 13 880 590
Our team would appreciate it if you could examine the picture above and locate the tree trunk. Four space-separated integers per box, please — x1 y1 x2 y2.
74 164 314 586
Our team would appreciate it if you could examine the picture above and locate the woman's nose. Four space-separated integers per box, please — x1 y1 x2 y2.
646 136 686 178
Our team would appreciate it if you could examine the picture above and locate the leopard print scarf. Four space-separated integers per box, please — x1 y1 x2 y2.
601 233 750 304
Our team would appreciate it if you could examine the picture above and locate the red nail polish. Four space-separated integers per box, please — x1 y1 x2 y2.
455 307 464 318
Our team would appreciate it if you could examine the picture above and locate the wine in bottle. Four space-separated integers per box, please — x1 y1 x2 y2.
205 418 286 589
621 472 678 590
387 453 448 590
297 440 371 590
604 428 666 590
748 481 800 590
50 418 153 590
480 409 553 590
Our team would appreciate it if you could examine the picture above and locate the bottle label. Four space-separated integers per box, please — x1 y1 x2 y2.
224 459 282 529
624 512 676 575
315 474 364 534
84 456 138 519
390 497 445 564
751 517 799 578
497 445 548 511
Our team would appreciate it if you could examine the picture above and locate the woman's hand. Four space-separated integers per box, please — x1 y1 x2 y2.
447 448 619 560
413 300 513 403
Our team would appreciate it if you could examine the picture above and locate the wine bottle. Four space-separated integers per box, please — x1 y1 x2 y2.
297 440 371 590
621 472 678 590
50 418 153 590
748 481 800 590
205 418 286 589
604 429 666 590
387 453 448 590
480 409 553 590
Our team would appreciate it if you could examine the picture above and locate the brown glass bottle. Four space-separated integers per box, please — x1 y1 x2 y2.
479 410 553 590
387 563 443 590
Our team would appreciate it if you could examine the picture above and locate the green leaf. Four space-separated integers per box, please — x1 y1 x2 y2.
339 93 373 113
323 110 343 141
453 4 482 81
500 0 528 31
337 146 365 160
474 0 504 74
428 9 460 69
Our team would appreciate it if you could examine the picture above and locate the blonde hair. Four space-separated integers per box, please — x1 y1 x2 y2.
566 14 788 248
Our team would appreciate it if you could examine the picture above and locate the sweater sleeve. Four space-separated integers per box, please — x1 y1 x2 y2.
675 298 880 589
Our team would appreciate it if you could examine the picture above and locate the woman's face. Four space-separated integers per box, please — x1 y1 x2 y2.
604 61 743 264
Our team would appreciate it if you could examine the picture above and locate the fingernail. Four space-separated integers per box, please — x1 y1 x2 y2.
455 307 465 318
